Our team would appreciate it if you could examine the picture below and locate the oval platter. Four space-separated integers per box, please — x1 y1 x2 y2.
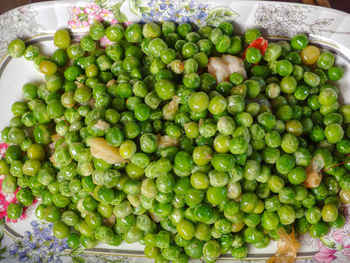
0 1 350 262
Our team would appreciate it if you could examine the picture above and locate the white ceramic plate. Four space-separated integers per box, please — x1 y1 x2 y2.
1 1 350 262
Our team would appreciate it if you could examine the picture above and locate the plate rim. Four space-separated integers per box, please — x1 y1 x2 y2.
0 0 350 260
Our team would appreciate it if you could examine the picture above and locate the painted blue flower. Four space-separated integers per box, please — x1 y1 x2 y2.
22 238 31 248
61 239 69 250
34 228 52 240
141 13 150 22
189 1 196 9
24 231 31 239
161 16 169 21
181 16 190 23
32 254 42 263
30 220 39 228
28 241 38 250
147 0 157 7
46 254 54 262
159 0 176 11
194 10 208 24
9 220 70 263
167 8 176 15
31 221 53 241
9 243 19 255
18 255 28 262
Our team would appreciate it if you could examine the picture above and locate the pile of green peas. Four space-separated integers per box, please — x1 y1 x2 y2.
3 19 350 262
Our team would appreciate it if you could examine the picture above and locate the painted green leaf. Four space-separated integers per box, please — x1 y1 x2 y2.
78 13 88 21
112 2 128 23
70 245 86 256
0 247 6 255
71 256 86 263
129 0 150 17
95 0 110 9
320 237 335 249
115 10 128 23
205 7 239 27
100 257 123 263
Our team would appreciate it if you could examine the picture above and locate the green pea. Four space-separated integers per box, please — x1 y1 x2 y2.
244 28 261 44
328 66 344 81
291 34 308 50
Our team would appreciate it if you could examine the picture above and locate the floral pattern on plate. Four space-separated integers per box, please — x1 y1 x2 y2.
0 6 45 60
253 3 348 37
67 0 238 33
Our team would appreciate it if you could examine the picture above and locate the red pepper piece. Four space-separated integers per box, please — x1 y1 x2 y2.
242 37 268 59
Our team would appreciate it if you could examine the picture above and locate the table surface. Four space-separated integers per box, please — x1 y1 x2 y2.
0 0 349 15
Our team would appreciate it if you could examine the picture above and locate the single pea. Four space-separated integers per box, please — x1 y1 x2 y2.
288 166 307 185
246 47 262 64
291 34 309 50
7 203 23 219
325 123 344 144
304 71 320 87
276 60 293 76
328 66 344 81
300 45 320 65
106 24 124 42
317 52 335 70
182 42 199 59
216 35 231 53
309 221 329 238
24 45 39 61
244 28 261 44
264 43 282 62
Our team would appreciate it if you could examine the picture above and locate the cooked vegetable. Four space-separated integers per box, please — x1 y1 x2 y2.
4 21 349 262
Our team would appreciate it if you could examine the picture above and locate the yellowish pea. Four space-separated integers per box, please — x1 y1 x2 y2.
301 45 320 65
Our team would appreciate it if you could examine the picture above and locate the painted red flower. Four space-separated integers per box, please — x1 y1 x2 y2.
0 143 34 222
